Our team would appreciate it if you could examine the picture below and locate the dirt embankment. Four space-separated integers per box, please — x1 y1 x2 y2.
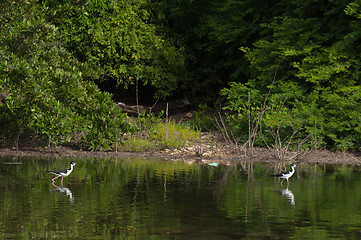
1 132 361 166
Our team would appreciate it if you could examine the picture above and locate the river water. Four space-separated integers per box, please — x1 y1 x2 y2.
0 156 361 239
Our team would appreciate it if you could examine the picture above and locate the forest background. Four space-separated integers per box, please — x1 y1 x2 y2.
1 0 361 154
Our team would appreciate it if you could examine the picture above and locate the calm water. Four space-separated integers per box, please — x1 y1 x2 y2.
1 156 361 239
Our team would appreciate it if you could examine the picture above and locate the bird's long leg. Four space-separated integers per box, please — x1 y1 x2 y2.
61 177 64 186
52 175 61 182
287 178 290 187
52 181 59 188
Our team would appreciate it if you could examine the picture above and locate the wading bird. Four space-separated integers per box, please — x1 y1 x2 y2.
273 163 296 186
48 161 76 186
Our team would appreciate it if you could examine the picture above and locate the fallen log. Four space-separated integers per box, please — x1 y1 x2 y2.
116 102 146 116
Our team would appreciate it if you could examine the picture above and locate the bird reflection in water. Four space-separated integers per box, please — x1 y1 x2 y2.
281 188 295 205
51 181 74 204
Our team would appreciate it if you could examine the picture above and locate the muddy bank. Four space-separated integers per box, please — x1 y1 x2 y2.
1 132 361 166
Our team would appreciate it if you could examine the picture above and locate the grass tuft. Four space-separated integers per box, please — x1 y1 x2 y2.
119 119 200 152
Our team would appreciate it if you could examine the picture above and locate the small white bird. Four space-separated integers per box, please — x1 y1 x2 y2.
208 162 219 167
273 164 296 186
48 161 76 186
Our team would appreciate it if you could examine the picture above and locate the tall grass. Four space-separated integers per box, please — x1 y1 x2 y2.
120 119 200 152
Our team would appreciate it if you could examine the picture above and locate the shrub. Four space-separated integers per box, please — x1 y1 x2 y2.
0 0 128 150
150 120 200 149
119 119 200 152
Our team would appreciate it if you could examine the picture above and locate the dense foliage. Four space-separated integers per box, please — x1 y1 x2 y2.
0 0 128 150
2 0 361 151
42 0 186 98
160 0 361 151
220 0 361 150
159 0 285 103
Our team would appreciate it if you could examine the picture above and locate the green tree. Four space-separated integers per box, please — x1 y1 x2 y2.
0 0 128 150
42 0 185 99
159 0 285 104
222 0 361 150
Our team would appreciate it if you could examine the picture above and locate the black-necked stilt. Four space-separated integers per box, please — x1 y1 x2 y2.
273 163 296 186
48 161 76 186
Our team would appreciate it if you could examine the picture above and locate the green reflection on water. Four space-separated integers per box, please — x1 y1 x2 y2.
0 157 361 239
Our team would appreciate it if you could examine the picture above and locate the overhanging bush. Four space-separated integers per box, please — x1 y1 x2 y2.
0 0 128 150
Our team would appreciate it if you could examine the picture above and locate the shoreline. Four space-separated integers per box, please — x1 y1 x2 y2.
0 144 360 166
1 132 360 165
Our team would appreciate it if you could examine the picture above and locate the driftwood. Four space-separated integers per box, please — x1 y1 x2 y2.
117 99 190 117
116 102 146 116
